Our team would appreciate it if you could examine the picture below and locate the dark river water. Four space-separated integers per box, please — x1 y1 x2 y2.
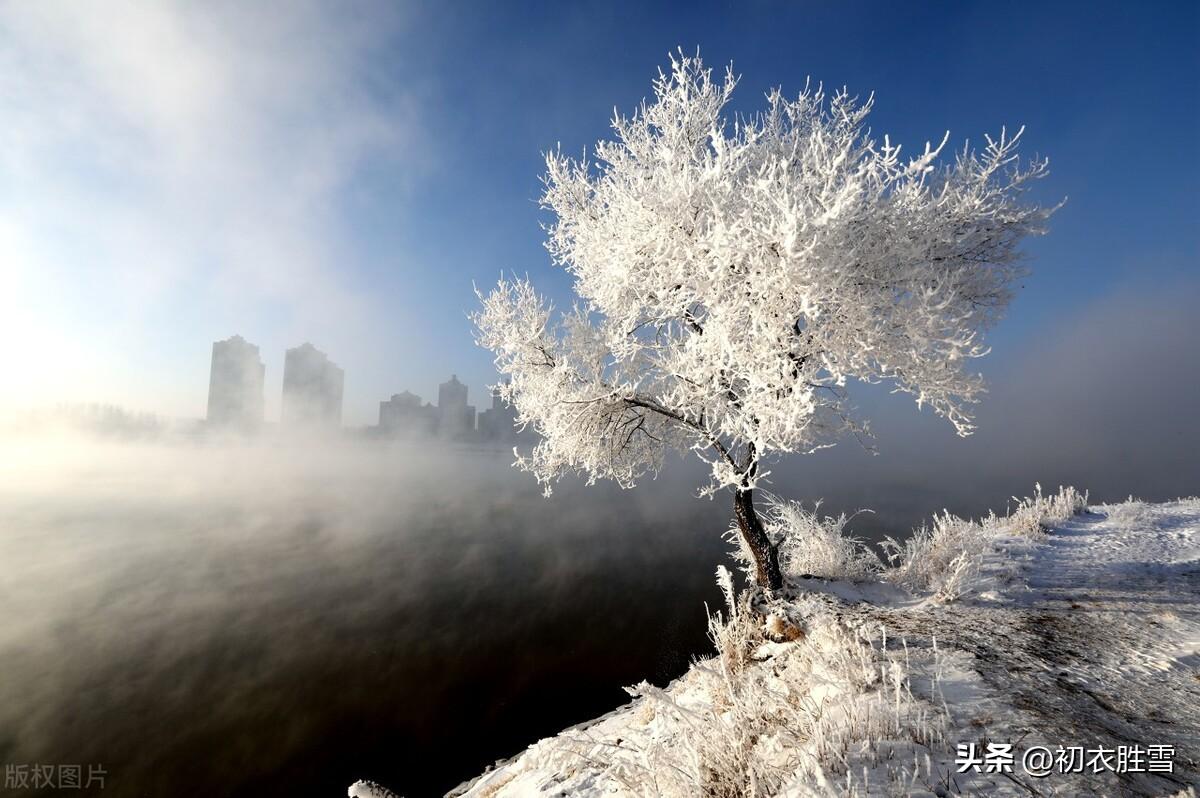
0 434 1099 798
0 439 745 797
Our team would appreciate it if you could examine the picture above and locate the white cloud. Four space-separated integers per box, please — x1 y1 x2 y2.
0 0 423 416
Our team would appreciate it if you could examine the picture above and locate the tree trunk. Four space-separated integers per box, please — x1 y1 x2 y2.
734 487 783 590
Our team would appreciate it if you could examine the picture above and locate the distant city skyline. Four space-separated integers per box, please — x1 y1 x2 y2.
204 335 516 436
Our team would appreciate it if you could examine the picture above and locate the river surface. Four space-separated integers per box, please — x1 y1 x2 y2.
0 434 1060 797
0 439 745 797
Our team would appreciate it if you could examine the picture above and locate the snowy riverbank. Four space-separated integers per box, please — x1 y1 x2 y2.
354 491 1199 797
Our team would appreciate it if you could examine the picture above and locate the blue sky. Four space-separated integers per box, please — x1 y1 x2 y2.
1 1 1196 425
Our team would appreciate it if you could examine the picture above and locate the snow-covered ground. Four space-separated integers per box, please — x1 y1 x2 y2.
353 493 1199 797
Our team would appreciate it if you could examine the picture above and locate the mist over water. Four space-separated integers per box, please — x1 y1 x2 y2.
0 437 737 797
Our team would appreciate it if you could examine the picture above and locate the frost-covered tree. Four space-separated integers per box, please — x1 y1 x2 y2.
473 52 1055 590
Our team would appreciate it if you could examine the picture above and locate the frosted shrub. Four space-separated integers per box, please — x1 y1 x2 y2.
882 484 1089 601
1103 498 1154 533
881 512 983 600
930 551 981 604
574 567 946 796
1004 483 1088 537
762 499 881 583
707 565 761 676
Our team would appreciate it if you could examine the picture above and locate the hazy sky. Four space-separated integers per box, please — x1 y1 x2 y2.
1 1 1196 425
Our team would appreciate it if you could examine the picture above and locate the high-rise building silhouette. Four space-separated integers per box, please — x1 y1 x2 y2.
379 391 437 437
478 381 518 442
206 335 265 430
436 374 475 439
281 343 344 427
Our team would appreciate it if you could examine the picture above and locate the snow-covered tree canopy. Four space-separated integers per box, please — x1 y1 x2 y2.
474 52 1055 498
